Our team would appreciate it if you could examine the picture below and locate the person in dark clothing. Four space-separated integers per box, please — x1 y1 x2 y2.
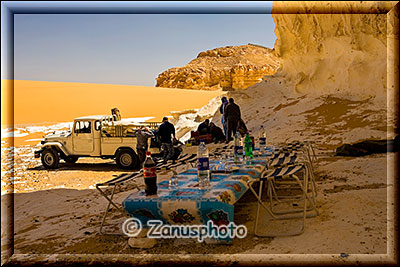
136 127 154 165
158 117 176 162
209 122 225 143
170 138 184 160
197 119 211 135
219 96 228 136
224 98 241 143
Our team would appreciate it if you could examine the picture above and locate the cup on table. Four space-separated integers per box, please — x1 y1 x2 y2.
225 161 232 172
169 176 179 190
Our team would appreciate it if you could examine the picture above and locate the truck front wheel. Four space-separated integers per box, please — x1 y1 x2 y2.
41 148 60 169
115 149 138 170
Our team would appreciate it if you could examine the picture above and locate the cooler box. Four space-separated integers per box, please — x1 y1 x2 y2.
190 131 213 144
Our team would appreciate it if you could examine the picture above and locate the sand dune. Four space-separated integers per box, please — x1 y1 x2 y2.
6 80 223 126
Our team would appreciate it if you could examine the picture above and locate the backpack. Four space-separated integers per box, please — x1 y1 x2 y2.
237 119 248 137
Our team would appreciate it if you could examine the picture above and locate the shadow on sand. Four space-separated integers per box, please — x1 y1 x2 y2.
27 162 139 172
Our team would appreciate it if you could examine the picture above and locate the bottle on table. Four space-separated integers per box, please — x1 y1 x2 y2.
258 125 267 154
249 130 255 150
241 135 245 158
244 132 253 162
197 140 210 189
143 151 157 195
234 131 243 163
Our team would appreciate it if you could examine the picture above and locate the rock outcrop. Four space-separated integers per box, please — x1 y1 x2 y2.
171 1 398 143
270 1 397 99
156 44 280 91
209 1 398 146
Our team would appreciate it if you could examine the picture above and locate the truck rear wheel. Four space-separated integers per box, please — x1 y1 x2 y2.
115 149 138 170
41 148 60 169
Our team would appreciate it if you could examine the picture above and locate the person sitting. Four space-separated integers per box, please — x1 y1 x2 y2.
170 138 184 161
111 108 121 121
209 122 225 143
197 119 211 135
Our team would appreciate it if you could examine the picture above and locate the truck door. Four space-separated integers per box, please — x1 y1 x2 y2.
72 120 94 154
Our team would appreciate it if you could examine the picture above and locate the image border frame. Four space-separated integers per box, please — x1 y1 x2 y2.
1 1 398 266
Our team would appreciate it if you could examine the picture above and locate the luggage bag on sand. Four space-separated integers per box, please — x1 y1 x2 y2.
335 135 399 156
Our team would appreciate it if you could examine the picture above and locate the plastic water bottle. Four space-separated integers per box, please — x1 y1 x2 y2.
197 140 210 189
249 130 255 150
143 152 157 195
244 132 253 162
234 131 243 163
258 126 267 154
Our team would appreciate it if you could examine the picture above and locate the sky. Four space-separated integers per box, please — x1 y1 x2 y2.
14 13 277 87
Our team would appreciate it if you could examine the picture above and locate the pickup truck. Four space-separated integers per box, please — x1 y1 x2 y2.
34 115 161 170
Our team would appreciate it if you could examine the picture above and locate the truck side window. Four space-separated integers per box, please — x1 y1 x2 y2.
95 120 101 131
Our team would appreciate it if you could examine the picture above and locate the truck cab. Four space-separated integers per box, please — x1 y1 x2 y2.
72 116 103 156
35 115 161 170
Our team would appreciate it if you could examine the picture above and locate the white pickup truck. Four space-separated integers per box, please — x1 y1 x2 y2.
34 115 161 170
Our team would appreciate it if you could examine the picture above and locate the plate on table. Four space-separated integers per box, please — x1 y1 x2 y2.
210 164 240 173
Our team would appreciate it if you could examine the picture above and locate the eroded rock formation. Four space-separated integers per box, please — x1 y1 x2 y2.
156 44 280 91
270 1 397 99
209 1 398 145
173 1 398 143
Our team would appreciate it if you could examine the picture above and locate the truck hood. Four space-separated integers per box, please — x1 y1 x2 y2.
43 131 71 142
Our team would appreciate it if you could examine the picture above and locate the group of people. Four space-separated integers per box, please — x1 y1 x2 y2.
136 116 178 165
196 119 225 143
135 96 244 166
196 97 244 144
220 97 246 143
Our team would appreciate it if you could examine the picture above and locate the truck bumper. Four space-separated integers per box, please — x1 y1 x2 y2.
34 150 42 158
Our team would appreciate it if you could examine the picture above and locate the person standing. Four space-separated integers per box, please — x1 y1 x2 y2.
136 127 154 166
224 98 241 143
219 96 228 136
158 116 176 163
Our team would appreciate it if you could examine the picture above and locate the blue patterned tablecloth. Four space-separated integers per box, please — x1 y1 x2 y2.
122 158 268 231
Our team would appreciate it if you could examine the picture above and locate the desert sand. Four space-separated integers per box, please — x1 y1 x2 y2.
1 83 396 264
1 126 395 265
11 80 223 125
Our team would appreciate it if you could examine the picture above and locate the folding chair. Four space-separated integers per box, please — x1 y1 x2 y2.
248 162 318 237
279 141 317 165
96 172 142 235
269 141 318 200
266 159 319 217
96 153 197 235
267 151 317 208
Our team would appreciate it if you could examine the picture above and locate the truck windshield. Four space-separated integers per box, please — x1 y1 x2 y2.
75 121 92 134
